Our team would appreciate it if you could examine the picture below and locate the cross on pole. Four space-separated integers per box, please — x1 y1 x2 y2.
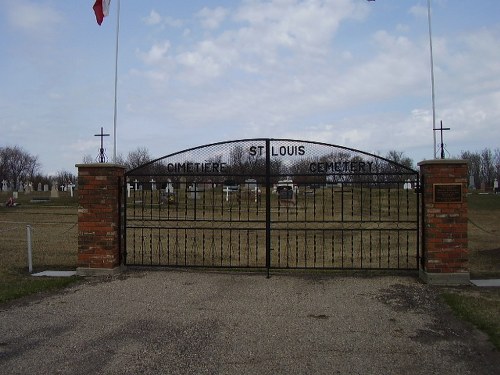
433 120 450 159
94 127 110 163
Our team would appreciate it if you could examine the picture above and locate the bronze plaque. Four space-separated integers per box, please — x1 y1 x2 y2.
433 183 462 203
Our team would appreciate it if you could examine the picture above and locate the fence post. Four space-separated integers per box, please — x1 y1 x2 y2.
75 163 125 276
418 159 470 285
26 225 33 273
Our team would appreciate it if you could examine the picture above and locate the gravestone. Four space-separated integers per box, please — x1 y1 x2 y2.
37 182 42 192
165 179 174 194
480 182 486 192
24 182 32 194
188 184 203 200
68 183 74 197
469 174 475 190
494 178 499 194
179 177 186 199
1 180 7 192
44 184 49 192
51 182 59 198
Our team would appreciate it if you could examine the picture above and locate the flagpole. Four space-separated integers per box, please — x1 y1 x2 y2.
427 0 437 159
112 0 121 163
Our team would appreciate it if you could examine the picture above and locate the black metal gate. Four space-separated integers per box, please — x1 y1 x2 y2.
123 139 419 271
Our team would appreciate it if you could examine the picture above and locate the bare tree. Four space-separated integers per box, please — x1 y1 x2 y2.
56 170 77 187
461 150 482 189
0 146 41 189
125 147 152 170
479 148 495 187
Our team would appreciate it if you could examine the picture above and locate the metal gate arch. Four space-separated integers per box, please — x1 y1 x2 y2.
123 138 420 271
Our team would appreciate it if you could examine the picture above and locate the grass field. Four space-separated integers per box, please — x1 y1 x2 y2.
0 190 499 348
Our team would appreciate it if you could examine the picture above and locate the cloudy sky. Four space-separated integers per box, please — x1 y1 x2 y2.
1 0 499 175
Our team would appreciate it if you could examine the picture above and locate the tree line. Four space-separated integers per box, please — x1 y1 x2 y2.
1 145 499 192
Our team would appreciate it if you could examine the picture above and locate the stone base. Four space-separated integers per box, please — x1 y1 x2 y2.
419 269 470 286
76 266 125 277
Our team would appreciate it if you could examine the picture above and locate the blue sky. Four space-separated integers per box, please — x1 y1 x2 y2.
1 0 499 175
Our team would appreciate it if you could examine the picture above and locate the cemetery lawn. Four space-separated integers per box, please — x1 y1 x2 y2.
441 193 500 350
0 192 80 303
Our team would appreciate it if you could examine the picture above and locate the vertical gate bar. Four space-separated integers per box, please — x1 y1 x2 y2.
331 231 335 267
369 185 372 219
184 229 188 266
238 231 241 266
265 139 271 276
341 183 344 222
388 186 392 217
331 183 334 221
313 232 317 268
341 228 344 268
360 228 363 269
378 184 382 221
387 233 391 268
417 173 421 269
149 227 153 265
360 182 363 222
141 226 145 265
220 228 224 266
397 180 401 222
277 231 281 268
295 231 299 268
122 178 127 265
246 230 250 267
351 185 354 218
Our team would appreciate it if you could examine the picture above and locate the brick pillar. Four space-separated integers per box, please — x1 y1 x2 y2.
418 159 469 285
76 164 125 276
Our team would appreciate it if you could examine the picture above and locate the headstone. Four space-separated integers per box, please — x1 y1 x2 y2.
403 179 411 190
68 183 74 197
24 182 32 194
189 184 203 200
18 182 24 193
494 178 499 194
1 180 7 192
43 184 49 192
165 179 174 194
127 183 132 198
150 179 156 191
37 182 42 192
51 182 59 198
179 177 186 199
480 181 486 192
469 174 475 190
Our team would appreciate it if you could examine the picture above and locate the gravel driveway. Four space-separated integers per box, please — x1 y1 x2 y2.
1 270 499 374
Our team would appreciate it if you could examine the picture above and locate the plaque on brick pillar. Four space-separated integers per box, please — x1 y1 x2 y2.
433 183 462 203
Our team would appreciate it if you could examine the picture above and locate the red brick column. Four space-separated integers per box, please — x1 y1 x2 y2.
418 159 469 285
76 164 125 276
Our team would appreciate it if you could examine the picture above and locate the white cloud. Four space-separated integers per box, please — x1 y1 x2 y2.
197 6 228 29
139 41 171 65
144 10 162 25
5 0 63 38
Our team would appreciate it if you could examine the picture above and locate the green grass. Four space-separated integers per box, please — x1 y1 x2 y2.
441 291 500 350
0 271 80 304
467 193 500 210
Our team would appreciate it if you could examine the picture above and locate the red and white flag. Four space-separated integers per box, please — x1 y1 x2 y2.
93 0 111 25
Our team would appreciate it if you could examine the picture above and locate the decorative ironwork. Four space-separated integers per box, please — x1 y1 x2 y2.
123 139 420 273
94 127 110 163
